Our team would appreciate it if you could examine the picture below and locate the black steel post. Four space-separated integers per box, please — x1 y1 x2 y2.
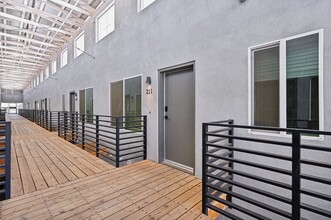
228 119 234 203
57 112 60 137
75 112 78 145
71 112 74 144
82 114 85 150
96 115 100 157
64 112 67 140
5 121 11 199
292 131 301 220
143 115 147 160
49 111 52 132
202 123 208 215
115 117 120 167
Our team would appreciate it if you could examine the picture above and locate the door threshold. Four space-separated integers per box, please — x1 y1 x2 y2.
163 159 194 175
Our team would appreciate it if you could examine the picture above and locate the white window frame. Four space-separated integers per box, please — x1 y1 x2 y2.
138 0 156 12
248 29 324 140
45 66 49 79
61 48 68 68
95 2 115 42
74 32 85 58
109 74 143 117
52 60 57 74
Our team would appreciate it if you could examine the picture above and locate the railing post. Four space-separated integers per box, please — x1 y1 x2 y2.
292 131 301 220
49 111 52 132
202 123 208 215
71 112 75 144
75 112 78 145
64 112 67 140
143 115 147 160
82 114 85 150
96 115 100 157
228 119 234 203
115 117 120 168
46 111 48 129
57 112 60 137
5 121 11 199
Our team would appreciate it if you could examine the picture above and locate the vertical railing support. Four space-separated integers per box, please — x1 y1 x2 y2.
5 121 11 199
292 131 301 220
115 117 120 168
202 123 208 215
57 112 60 137
71 112 75 144
95 115 100 157
49 111 52 132
143 115 147 160
64 112 68 140
228 119 234 203
75 112 78 145
82 114 85 150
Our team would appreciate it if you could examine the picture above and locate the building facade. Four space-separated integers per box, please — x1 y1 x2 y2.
23 0 331 182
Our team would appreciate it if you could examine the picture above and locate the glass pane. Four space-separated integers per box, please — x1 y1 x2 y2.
111 81 123 117
79 90 85 115
286 34 319 130
253 45 280 127
125 76 142 117
125 76 142 130
85 88 93 123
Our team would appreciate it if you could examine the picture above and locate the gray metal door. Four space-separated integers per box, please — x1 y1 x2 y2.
164 69 194 169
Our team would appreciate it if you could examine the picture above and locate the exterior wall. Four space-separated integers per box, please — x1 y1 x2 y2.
23 0 331 181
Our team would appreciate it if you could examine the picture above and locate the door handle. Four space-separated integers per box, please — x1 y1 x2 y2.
164 116 169 120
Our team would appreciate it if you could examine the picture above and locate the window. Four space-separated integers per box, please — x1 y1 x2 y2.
250 30 323 132
96 3 115 42
79 88 93 122
52 60 57 74
61 48 68 67
74 32 85 58
40 72 44 83
111 76 142 128
45 66 49 79
36 76 39 86
138 0 155 11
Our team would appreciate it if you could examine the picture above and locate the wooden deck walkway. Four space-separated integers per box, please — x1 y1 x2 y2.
1 115 210 220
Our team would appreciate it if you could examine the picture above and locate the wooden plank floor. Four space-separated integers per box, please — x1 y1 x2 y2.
2 115 210 220
8 114 114 198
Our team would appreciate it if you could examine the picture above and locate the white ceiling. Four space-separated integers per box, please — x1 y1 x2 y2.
0 0 103 90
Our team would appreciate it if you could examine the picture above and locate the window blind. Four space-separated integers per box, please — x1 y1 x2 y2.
286 34 318 79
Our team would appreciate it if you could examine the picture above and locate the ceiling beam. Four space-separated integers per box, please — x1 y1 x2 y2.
0 32 61 48
0 11 73 36
46 0 93 16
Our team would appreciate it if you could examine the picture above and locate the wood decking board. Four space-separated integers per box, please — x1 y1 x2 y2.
1 115 212 220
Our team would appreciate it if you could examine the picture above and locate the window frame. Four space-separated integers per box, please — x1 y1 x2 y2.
248 29 324 139
52 60 57 74
45 66 49 79
109 74 143 117
95 2 115 43
78 87 94 123
138 0 156 12
61 48 68 68
74 31 85 58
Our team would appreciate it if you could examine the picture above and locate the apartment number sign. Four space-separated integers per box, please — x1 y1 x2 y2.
146 88 152 94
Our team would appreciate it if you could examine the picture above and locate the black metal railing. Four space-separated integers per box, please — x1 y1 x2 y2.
19 109 62 132
0 119 11 200
58 112 147 167
202 120 331 220
18 109 147 168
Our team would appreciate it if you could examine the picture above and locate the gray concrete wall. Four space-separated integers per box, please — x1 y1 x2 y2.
23 1 331 218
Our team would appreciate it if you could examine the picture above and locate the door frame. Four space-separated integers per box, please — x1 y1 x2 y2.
158 61 195 174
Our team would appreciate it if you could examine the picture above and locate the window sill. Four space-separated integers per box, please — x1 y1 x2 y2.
248 130 324 141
